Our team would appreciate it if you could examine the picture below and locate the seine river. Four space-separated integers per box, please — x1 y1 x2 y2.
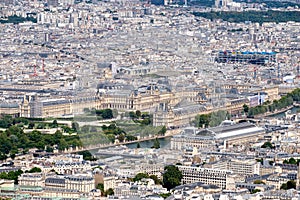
125 137 171 149
268 106 299 118
91 107 299 152
124 107 299 149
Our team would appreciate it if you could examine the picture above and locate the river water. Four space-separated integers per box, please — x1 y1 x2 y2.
124 107 300 149
91 107 300 152
268 106 299 118
124 137 171 149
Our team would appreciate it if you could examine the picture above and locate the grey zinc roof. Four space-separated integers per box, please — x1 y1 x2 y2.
45 177 65 184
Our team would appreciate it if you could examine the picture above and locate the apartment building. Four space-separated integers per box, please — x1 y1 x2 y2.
65 175 94 193
136 162 164 178
18 173 45 187
53 161 92 175
206 159 260 176
177 165 235 190
0 102 19 116
94 171 116 191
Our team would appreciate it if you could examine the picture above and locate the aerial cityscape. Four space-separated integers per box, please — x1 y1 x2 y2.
0 0 300 199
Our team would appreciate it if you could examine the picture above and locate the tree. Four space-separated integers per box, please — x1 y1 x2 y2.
158 126 167 136
104 188 114 196
78 150 97 161
10 153 16 160
152 138 160 149
163 165 183 190
52 120 58 128
136 142 141 148
102 109 113 119
133 173 149 182
96 109 114 119
283 157 300 165
251 189 261 194
253 180 265 184
194 114 211 128
0 126 82 161
261 141 275 149
243 104 249 113
46 146 53 153
126 135 137 141
280 180 296 190
280 183 288 190
37 123 45 129
140 118 151 125
28 122 35 129
288 157 297 165
0 169 23 184
107 134 115 144
58 138 68 151
150 175 162 185
136 110 141 118
159 193 171 198
71 122 79 132
112 109 118 118
96 183 104 194
209 110 229 127
286 180 296 189
129 111 137 119
117 134 125 143
27 167 42 173
83 108 90 113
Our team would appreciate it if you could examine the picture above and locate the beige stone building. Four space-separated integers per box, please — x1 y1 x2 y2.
0 102 19 116
178 165 236 190
18 173 45 187
153 101 209 128
94 172 116 191
18 174 94 198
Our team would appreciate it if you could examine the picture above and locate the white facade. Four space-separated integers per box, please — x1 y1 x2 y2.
178 166 235 190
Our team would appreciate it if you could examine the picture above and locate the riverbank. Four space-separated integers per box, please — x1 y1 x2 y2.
254 105 294 118
64 128 181 154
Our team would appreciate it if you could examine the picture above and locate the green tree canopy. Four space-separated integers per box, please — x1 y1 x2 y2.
253 180 265 184
283 157 300 165
149 174 162 185
209 110 229 127
77 150 97 161
280 180 296 190
194 114 211 128
152 138 160 149
51 120 58 128
104 188 114 196
251 189 261 194
243 104 249 113
96 183 104 194
133 173 149 182
136 110 141 117
261 141 275 149
158 126 167 136
163 165 183 190
96 109 114 119
0 169 23 184
26 167 42 173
